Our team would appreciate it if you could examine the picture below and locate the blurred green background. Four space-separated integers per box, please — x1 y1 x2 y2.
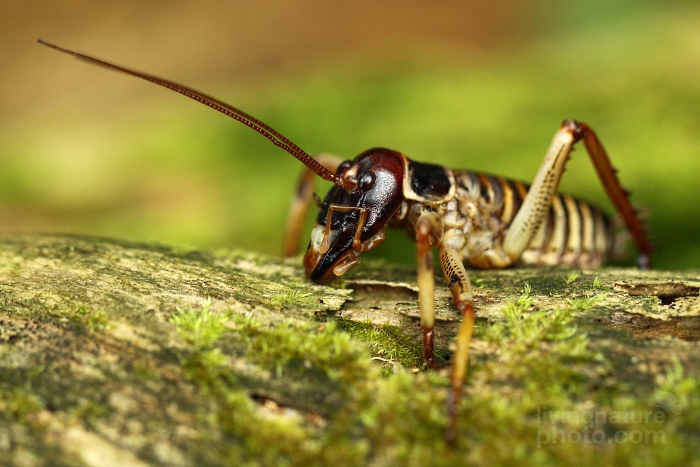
1 0 699 269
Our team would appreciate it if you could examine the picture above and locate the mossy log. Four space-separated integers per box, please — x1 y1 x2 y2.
1 234 699 466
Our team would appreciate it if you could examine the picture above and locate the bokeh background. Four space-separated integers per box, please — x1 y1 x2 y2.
1 0 699 269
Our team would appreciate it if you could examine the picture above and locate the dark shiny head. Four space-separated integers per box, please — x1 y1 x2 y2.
304 148 407 283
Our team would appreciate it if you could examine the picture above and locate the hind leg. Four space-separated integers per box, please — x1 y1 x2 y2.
502 120 651 267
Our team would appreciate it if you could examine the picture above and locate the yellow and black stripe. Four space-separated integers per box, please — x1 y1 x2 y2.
457 170 614 267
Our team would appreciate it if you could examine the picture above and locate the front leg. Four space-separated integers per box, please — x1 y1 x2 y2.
283 154 344 256
415 211 443 369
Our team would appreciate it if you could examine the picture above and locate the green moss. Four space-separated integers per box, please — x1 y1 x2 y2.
336 318 447 374
477 285 605 413
522 274 571 297
566 294 607 312
83 310 110 334
214 268 699 463
592 276 609 290
228 314 372 386
2 236 699 465
177 345 321 466
270 290 314 307
491 282 580 345
169 303 230 348
169 306 376 465
164 298 700 466
565 271 581 286
46 304 111 335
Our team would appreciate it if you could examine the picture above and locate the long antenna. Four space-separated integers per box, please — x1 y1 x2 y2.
38 39 355 190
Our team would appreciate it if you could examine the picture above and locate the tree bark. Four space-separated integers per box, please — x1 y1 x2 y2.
1 234 698 466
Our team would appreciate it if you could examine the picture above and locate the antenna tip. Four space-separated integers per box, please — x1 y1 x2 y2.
37 40 76 57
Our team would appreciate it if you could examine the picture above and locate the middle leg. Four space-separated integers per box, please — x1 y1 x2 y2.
439 245 475 443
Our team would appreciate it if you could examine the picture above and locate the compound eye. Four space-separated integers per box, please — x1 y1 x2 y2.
357 171 376 191
336 160 352 176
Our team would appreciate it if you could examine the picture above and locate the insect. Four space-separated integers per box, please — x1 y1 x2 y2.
39 39 653 443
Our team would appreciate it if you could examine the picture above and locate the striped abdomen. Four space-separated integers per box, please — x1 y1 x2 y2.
453 170 614 268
